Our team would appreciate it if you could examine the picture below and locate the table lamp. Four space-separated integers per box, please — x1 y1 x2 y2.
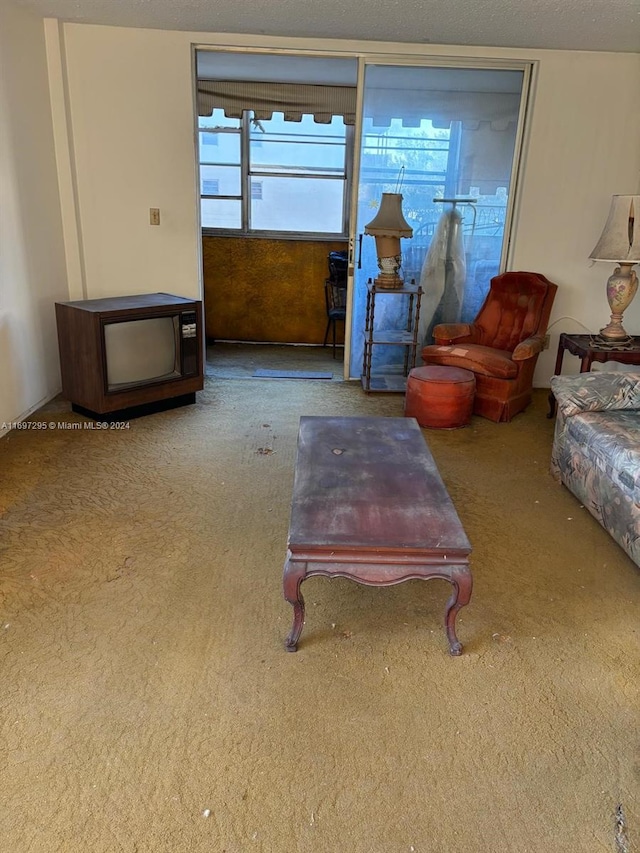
589 194 640 343
364 193 413 288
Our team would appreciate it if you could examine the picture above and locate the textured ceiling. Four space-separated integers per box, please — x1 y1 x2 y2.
8 0 640 52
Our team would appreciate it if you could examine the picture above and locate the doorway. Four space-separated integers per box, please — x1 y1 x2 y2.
196 50 357 379
194 51 530 384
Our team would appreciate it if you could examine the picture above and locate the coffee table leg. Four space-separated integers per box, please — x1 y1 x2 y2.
283 560 307 652
444 566 473 656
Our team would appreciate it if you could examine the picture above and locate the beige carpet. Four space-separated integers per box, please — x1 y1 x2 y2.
205 342 344 380
1 373 638 852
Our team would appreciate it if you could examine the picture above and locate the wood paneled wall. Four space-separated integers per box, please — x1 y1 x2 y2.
202 236 348 344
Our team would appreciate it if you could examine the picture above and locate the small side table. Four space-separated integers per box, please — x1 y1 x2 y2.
547 333 640 417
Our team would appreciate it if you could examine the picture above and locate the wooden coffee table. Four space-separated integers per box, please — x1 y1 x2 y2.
283 416 473 655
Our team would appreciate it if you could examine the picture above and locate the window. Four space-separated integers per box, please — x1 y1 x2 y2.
198 109 349 236
198 111 242 230
360 117 452 226
202 178 220 195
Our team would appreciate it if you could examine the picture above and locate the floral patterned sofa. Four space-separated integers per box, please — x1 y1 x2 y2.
550 371 640 567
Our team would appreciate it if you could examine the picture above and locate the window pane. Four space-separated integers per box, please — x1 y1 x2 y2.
199 110 241 164
201 198 241 229
250 176 344 233
360 118 450 229
199 132 240 166
250 113 346 175
200 164 241 196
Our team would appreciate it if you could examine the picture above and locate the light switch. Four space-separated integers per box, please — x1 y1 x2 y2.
150 208 160 226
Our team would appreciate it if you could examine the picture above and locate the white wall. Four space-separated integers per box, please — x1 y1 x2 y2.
60 25 203 301
510 51 640 379
0 4 68 434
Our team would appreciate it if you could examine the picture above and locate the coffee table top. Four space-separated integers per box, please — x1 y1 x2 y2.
288 416 471 556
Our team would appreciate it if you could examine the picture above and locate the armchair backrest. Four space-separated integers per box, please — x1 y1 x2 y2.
474 271 558 352
327 251 348 286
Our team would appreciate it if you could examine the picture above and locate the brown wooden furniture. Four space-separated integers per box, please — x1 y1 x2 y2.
547 332 640 417
405 365 476 429
55 293 203 421
421 271 558 422
283 416 473 655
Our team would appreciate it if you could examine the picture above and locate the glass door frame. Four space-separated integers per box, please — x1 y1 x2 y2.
344 55 535 380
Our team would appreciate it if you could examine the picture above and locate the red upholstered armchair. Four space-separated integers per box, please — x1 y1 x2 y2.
421 271 558 422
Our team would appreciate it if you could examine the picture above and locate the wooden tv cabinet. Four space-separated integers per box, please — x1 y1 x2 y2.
55 292 204 421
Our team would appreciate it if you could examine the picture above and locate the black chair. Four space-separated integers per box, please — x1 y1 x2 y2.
323 251 348 358
328 250 348 286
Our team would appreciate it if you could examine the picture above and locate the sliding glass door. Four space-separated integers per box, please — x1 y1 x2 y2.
349 63 527 381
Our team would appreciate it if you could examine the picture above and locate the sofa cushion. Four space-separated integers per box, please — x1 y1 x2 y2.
551 372 640 417
564 410 640 502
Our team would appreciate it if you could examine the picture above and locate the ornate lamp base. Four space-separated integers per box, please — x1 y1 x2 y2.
373 237 405 289
373 256 404 289
599 263 638 342
591 334 634 349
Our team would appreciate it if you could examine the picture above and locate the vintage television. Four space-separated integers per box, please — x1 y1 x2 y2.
55 292 204 421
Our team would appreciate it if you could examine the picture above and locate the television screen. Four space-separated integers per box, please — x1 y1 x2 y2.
104 317 179 390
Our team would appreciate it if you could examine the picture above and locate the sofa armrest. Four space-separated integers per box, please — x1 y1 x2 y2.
550 371 640 417
512 335 545 361
433 323 476 345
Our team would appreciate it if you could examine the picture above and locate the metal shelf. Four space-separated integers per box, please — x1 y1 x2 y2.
361 278 422 394
360 374 409 393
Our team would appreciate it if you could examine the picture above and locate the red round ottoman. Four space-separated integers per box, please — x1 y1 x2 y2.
404 365 476 429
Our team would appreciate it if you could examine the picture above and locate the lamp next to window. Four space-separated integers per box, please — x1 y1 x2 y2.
364 193 413 289
589 194 640 343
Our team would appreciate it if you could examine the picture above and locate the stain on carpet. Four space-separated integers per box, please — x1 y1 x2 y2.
615 804 629 853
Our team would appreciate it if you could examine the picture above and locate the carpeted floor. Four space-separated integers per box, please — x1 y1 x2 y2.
1 364 638 852
205 342 345 380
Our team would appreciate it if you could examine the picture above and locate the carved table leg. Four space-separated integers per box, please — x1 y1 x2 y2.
444 566 473 656
283 558 307 652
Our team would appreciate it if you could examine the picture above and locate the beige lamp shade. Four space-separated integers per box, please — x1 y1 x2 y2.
364 193 413 238
589 195 640 262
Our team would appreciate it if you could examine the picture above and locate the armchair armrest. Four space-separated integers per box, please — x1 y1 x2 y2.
512 335 546 361
433 323 477 345
550 372 640 417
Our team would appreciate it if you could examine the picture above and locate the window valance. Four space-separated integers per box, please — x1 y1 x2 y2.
197 80 357 125
197 80 520 131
